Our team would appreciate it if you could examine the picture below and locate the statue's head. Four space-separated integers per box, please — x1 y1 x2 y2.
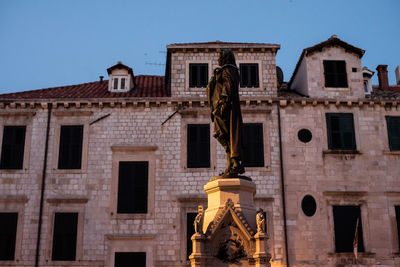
218 48 236 67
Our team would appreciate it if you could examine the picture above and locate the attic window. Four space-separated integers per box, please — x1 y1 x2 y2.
323 60 348 88
112 76 128 91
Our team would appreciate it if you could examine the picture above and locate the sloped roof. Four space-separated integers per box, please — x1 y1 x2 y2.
0 75 167 100
288 35 365 88
107 62 134 75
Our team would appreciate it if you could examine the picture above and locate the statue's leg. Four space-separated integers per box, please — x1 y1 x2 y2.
231 157 245 175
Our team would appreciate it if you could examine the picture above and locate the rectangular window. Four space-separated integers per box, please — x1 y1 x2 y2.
58 125 83 169
115 252 146 267
386 116 400 151
117 161 148 213
0 213 18 261
242 123 264 167
333 206 365 253
186 212 197 260
120 78 125 90
323 60 348 88
187 124 210 168
113 78 118 90
326 113 356 150
396 206 400 251
240 63 259 87
52 213 78 261
189 63 208 88
0 126 26 169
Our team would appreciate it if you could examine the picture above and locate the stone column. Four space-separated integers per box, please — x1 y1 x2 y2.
189 233 206 267
253 232 271 267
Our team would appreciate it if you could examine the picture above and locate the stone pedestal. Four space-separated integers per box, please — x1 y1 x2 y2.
190 177 271 267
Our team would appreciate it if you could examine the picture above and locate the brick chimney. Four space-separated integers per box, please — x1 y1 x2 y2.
396 66 400 85
376 65 389 89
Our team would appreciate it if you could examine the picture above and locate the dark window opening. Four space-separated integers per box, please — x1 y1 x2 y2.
115 252 146 267
386 116 400 151
240 63 259 87
52 213 78 261
0 213 18 261
301 195 317 217
364 80 369 93
117 161 148 213
187 124 210 168
298 129 312 143
323 60 348 88
113 78 118 89
187 212 197 260
333 206 365 253
58 125 83 169
0 126 26 169
352 68 357 72
243 123 264 167
396 206 400 251
189 64 208 88
120 78 125 89
326 113 356 150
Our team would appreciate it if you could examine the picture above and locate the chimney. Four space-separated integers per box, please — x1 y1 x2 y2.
396 66 400 85
376 65 389 89
99 76 104 82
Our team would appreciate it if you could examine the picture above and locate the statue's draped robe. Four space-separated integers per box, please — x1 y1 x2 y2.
207 64 243 158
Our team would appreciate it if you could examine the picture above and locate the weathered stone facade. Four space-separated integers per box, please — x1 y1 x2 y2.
0 38 399 267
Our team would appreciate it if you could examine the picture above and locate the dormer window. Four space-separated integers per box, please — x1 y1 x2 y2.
112 76 128 91
323 60 348 88
107 62 135 93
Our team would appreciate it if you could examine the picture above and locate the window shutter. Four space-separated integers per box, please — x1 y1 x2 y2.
189 64 208 88
243 124 264 167
187 124 210 168
58 125 83 169
115 252 146 267
113 78 118 90
0 126 26 169
52 213 78 261
387 117 400 150
326 113 356 150
324 60 348 88
117 162 148 213
333 206 364 253
0 213 18 260
240 64 259 87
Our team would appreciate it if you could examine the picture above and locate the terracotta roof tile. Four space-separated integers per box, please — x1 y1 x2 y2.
0 75 167 100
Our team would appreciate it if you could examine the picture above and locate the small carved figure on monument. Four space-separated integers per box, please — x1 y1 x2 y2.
256 209 265 233
194 205 204 235
207 48 245 178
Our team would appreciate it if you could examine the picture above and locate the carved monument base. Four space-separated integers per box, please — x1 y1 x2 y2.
190 177 271 267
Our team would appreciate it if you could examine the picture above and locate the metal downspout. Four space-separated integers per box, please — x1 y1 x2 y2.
277 103 290 266
35 103 52 267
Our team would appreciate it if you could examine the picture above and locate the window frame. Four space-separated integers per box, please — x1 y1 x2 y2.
180 110 217 172
0 112 34 173
0 196 26 263
185 60 212 91
323 60 348 88
326 113 357 151
57 125 84 170
236 60 263 90
324 192 370 255
45 198 86 263
51 212 79 261
110 145 156 220
52 111 91 173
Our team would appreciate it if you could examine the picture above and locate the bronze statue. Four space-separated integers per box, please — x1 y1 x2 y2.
194 205 204 235
207 48 245 177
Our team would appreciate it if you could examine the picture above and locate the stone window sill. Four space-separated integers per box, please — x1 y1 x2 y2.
323 150 362 155
110 213 152 220
327 252 375 258
383 150 400 155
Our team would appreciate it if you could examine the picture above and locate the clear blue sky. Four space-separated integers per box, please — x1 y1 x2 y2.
0 0 399 94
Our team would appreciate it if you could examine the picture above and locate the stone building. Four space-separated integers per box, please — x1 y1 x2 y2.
0 36 399 267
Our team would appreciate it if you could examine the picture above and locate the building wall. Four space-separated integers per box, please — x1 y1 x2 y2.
280 102 400 266
169 50 278 98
